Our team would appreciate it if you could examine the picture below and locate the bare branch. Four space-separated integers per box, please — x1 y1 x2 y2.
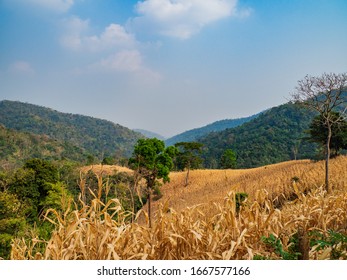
291 72 347 193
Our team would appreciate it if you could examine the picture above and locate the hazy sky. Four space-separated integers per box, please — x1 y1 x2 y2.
1 0 346 137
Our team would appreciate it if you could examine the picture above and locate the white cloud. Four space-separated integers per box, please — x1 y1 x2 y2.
8 61 35 75
60 17 159 82
60 17 136 52
60 16 89 50
98 50 143 72
131 0 240 39
84 24 136 52
90 50 161 82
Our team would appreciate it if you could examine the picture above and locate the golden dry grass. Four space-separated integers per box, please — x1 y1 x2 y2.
11 156 347 260
154 157 346 216
80 164 133 176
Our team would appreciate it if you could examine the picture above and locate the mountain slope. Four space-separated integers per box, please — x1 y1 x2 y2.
199 103 319 168
0 124 87 168
165 113 260 146
0 100 143 159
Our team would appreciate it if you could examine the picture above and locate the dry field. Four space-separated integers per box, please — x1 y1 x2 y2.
80 164 133 175
11 156 347 260
152 157 346 216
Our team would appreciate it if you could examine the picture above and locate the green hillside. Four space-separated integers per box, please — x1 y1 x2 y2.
199 102 319 168
0 100 143 159
0 124 87 168
165 114 260 146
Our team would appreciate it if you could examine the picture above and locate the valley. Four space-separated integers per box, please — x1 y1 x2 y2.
1 91 346 260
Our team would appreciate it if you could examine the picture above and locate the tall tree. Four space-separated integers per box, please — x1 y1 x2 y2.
291 73 347 192
129 138 174 228
174 142 203 186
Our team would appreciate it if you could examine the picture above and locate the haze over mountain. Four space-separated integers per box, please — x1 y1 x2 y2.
133 129 166 140
165 113 261 146
1 95 346 170
1 1 346 136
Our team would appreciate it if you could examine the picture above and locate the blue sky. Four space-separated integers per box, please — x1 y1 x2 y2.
1 0 346 137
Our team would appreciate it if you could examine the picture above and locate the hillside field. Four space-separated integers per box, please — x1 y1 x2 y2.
152 157 346 216
11 156 347 260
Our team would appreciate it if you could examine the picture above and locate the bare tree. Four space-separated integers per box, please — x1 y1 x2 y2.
291 73 347 192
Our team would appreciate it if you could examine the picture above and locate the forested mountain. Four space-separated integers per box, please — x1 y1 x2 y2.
165 113 260 146
0 125 87 168
199 103 319 168
133 129 166 140
0 100 143 159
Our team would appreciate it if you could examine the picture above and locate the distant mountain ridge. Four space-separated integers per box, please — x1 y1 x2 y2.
133 129 166 140
0 100 143 159
199 102 319 168
165 113 261 146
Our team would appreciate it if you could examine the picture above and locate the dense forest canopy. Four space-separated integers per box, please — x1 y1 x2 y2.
0 100 143 160
199 102 319 168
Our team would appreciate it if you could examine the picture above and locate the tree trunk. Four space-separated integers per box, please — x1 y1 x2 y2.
147 189 152 228
298 227 310 260
325 124 332 193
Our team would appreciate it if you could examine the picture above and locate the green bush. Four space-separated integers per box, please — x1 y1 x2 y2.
311 230 347 260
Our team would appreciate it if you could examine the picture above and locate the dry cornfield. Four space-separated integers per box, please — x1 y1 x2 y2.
11 156 347 260
80 164 133 176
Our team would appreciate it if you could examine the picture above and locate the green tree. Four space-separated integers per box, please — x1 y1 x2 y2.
292 73 347 192
129 138 174 227
307 112 347 157
174 142 203 186
220 149 237 169
0 191 26 259
102 156 115 165
9 159 59 221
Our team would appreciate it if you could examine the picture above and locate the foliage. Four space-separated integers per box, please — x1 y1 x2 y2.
129 138 174 226
0 158 83 259
220 149 237 169
0 100 143 160
174 142 203 171
102 156 116 165
8 159 60 221
200 102 318 168
306 112 347 156
10 178 347 260
261 234 300 260
291 73 347 192
174 142 203 186
0 125 87 169
129 138 174 187
0 191 26 259
311 230 347 260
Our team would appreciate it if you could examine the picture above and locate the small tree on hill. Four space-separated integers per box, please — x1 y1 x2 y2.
129 138 174 228
291 73 347 192
174 142 203 186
